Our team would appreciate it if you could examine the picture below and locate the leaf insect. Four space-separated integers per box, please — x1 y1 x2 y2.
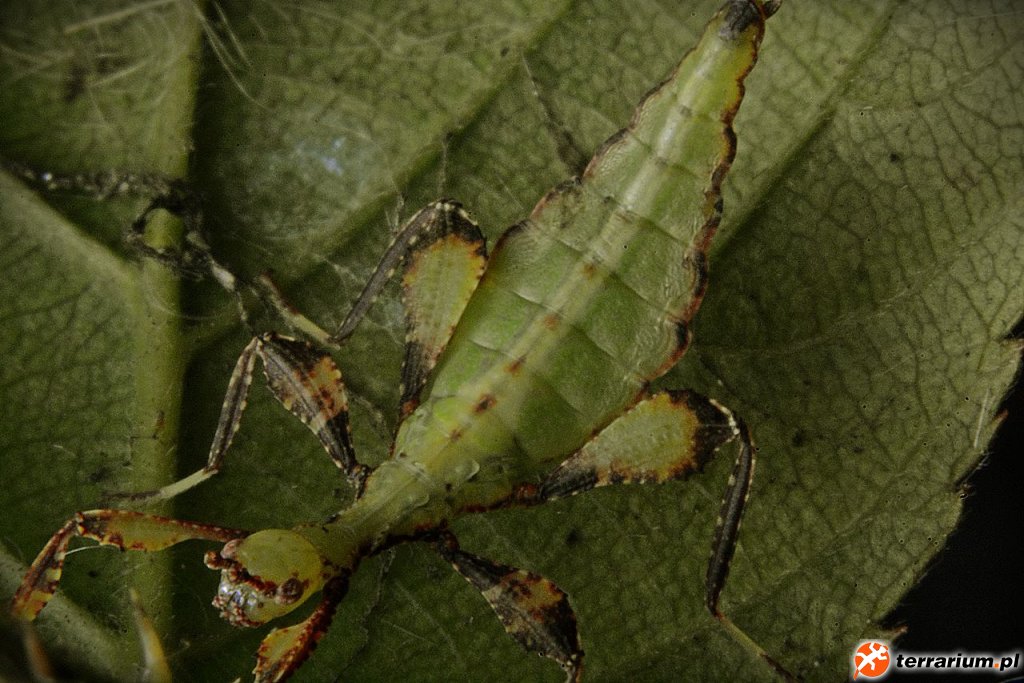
10 1 786 680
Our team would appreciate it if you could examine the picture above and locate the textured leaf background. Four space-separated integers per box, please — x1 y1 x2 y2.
1 1 1021 681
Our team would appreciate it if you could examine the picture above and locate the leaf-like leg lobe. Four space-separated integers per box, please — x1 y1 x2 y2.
399 201 487 419
436 535 583 683
333 200 483 345
532 388 789 676
539 390 737 501
121 332 370 503
257 333 368 489
253 576 349 683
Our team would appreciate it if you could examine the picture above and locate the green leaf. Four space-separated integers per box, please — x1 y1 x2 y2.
1 1 1020 682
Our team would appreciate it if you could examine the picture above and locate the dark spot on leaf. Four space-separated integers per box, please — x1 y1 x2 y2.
88 466 111 484
889 151 903 163
64 63 87 103
791 430 807 448
564 528 583 546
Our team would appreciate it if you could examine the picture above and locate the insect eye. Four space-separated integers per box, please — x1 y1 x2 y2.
204 529 325 627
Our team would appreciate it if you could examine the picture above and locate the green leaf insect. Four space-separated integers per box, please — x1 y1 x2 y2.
10 1 785 680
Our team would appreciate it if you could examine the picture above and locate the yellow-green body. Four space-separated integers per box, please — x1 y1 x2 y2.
300 0 765 573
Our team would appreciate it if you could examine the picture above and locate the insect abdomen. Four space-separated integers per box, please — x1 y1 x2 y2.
417 3 766 474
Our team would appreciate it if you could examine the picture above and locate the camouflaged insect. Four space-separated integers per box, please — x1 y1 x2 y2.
11 1 781 680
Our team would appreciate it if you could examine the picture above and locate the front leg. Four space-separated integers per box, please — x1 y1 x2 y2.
252 575 349 683
11 510 247 621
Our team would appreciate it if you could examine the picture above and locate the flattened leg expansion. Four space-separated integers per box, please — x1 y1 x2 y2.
435 532 583 683
123 332 369 502
530 390 791 678
392 201 486 417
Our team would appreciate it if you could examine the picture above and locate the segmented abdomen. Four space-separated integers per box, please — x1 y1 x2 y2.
399 3 765 486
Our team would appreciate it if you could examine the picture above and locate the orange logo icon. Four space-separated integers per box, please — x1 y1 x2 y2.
853 641 891 679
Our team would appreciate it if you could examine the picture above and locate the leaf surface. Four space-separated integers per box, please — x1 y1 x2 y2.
1 1 1021 681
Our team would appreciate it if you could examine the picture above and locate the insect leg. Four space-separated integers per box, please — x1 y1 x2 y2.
536 390 737 500
331 201 485 346
254 333 369 489
434 532 583 683
542 390 755 616
520 58 589 177
397 201 486 418
3 159 220 280
113 336 262 502
228 201 489 415
3 159 258 325
252 575 349 683
122 332 369 502
533 390 791 678
128 192 337 344
122 175 210 279
2 159 182 204
11 510 247 622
